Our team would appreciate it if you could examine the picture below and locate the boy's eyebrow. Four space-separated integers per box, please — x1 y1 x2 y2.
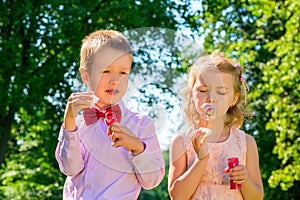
121 66 131 70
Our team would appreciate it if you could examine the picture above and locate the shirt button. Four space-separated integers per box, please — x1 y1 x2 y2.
86 184 91 189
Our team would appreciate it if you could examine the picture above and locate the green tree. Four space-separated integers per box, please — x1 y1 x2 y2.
2 0 298 199
184 0 299 199
0 0 189 199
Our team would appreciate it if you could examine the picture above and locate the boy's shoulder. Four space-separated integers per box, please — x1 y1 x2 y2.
119 101 153 125
124 108 153 125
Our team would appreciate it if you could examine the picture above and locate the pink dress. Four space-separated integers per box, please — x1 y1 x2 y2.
181 127 247 200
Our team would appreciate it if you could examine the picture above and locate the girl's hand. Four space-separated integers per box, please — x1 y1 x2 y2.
191 129 209 160
224 164 248 185
109 122 145 155
64 92 94 131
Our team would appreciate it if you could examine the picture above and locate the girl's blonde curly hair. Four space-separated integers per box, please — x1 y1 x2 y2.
182 52 251 128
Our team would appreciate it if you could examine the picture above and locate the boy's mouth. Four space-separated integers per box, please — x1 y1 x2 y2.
105 89 119 95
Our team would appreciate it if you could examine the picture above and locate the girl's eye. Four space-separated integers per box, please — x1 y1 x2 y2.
199 88 207 93
217 90 227 95
120 71 128 75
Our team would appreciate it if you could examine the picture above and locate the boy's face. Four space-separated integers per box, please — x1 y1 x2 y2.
83 48 132 108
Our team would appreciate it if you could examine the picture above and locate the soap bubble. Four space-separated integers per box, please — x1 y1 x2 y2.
200 103 217 121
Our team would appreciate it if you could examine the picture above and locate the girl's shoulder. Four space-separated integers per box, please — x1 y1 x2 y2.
171 127 194 149
169 127 194 164
232 126 246 134
232 127 256 143
231 127 247 140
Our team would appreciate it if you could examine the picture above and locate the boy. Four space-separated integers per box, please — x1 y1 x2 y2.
55 30 165 199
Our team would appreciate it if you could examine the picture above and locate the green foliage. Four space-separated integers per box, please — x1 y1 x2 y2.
186 0 300 199
0 0 188 199
1 0 299 199
261 0 300 193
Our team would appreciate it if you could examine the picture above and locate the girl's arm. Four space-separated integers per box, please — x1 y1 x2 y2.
240 134 264 199
168 135 208 200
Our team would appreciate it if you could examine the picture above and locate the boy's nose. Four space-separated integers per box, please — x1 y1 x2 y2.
109 73 120 85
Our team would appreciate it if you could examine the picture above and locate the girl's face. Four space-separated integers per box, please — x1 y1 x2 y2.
82 48 132 108
191 70 239 120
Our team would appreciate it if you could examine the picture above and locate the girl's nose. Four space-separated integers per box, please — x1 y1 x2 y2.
207 92 216 103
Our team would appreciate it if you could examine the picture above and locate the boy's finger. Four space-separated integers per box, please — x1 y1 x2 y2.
111 138 122 147
223 167 230 173
72 91 94 96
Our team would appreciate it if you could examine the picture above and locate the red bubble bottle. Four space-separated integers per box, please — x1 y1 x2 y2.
105 111 117 137
227 157 242 189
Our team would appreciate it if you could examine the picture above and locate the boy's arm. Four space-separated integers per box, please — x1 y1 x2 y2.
131 142 165 189
55 126 85 177
130 121 165 190
56 92 93 176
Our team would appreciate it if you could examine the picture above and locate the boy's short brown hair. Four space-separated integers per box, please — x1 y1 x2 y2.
80 30 132 72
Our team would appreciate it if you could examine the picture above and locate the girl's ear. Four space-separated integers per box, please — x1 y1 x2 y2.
232 92 240 106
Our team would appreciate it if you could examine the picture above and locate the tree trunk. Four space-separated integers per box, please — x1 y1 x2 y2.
0 109 14 165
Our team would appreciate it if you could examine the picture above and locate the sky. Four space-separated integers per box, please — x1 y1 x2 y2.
122 27 205 150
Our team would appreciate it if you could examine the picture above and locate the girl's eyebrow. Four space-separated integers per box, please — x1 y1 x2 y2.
216 86 229 90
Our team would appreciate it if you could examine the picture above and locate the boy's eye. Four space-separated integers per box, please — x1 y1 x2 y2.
102 70 110 73
120 71 128 75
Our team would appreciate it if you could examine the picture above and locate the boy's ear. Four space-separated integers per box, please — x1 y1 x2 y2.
80 68 90 85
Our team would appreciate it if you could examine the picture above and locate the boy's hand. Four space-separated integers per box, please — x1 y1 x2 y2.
64 92 94 131
109 122 145 155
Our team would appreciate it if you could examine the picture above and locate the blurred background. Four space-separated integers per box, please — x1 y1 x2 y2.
0 0 299 199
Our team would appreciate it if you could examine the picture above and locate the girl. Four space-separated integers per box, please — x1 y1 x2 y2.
168 53 264 199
